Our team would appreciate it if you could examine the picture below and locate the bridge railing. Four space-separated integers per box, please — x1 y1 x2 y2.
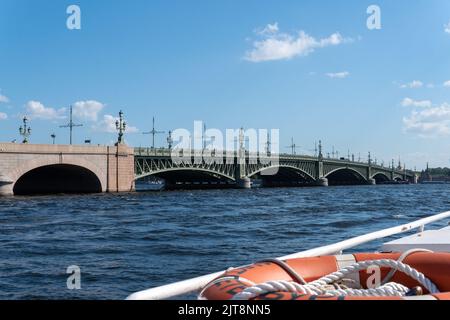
135 148 334 160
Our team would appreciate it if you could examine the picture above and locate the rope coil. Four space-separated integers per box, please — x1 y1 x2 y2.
232 259 440 300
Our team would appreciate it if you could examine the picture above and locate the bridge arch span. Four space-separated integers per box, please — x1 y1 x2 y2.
324 167 368 186
247 165 316 187
371 172 391 183
247 165 316 181
136 167 236 186
9 156 106 195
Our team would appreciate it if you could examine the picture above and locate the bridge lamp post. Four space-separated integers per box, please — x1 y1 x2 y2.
318 140 323 159
167 131 173 150
209 136 217 155
115 110 126 145
143 117 165 151
51 133 56 144
287 137 300 155
60 106 83 145
19 117 31 144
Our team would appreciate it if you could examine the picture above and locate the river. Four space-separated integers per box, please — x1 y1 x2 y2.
1 184 449 299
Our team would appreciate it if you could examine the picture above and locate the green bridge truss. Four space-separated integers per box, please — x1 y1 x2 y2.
134 148 415 187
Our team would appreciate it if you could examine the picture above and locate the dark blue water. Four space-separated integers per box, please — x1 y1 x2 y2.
1 184 450 300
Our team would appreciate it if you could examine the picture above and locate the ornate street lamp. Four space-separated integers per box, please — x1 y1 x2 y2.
167 130 173 150
19 117 31 144
318 140 323 160
115 110 126 145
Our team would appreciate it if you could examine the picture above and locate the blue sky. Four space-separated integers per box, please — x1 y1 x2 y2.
1 0 450 169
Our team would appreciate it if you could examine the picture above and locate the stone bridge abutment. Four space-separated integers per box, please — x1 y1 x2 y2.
0 143 135 196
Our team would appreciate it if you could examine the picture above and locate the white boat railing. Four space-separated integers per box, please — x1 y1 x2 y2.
126 210 450 300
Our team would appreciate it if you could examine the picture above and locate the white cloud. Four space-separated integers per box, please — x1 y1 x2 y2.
443 80 450 87
244 23 351 62
400 80 423 89
403 103 450 137
73 100 105 121
401 97 432 108
93 114 139 133
326 71 349 79
257 22 279 36
0 93 9 103
427 83 435 88
0 112 7 120
25 101 66 120
445 22 450 34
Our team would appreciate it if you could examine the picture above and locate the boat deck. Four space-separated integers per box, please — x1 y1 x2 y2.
382 226 450 252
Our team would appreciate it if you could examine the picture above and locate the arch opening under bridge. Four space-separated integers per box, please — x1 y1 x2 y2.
13 164 102 195
247 165 316 187
372 172 391 184
325 168 368 186
135 168 236 189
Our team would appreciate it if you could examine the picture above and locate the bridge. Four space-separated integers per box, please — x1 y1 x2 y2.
0 143 416 196
135 147 416 189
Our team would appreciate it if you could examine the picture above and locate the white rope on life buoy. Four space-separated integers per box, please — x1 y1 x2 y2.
232 259 440 300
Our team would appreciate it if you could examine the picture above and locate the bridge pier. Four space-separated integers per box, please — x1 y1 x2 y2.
316 177 329 187
315 148 328 187
0 175 14 196
236 177 251 189
368 178 377 185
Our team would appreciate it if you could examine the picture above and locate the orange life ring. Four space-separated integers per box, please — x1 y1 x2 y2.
199 252 450 300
